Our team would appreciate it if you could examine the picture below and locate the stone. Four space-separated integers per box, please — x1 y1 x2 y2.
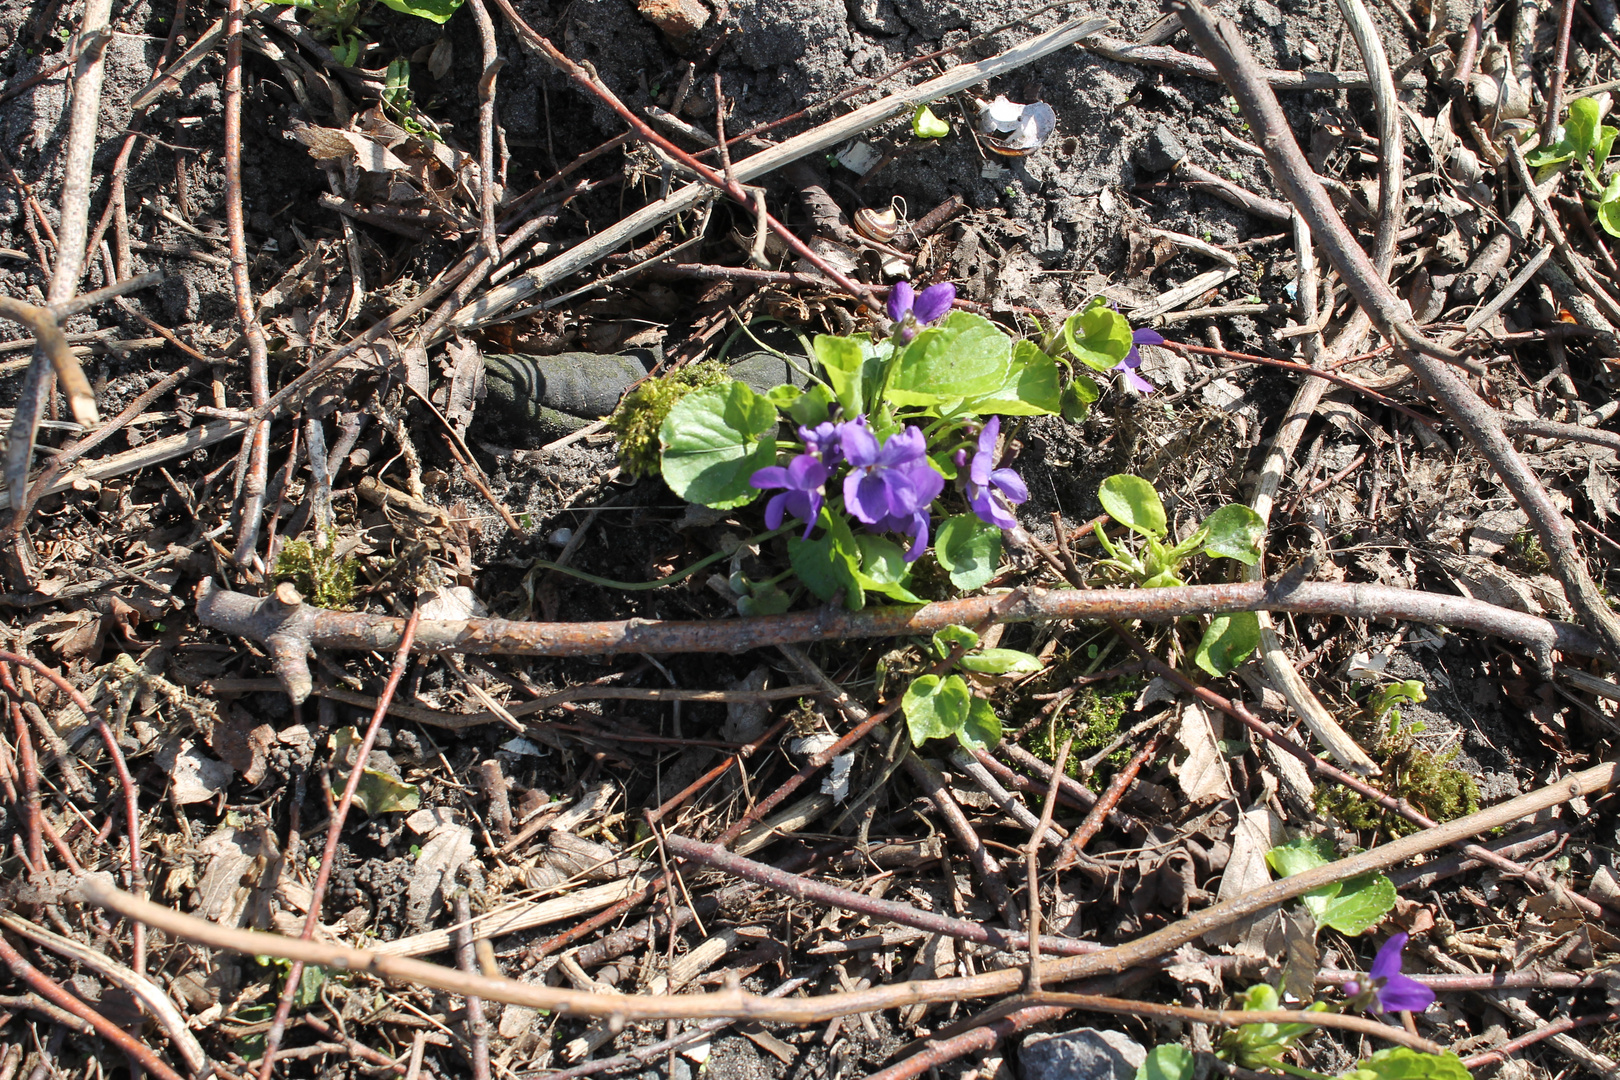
635 0 709 41
1134 123 1188 173
1019 1027 1147 1080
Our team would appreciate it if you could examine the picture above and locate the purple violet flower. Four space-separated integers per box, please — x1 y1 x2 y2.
886 280 956 342
964 417 1029 530
750 452 830 539
841 423 944 560
1117 328 1163 393
1343 933 1434 1014
799 419 853 466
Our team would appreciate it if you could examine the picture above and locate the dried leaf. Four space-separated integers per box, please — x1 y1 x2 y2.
443 337 486 439
405 814 476 931
428 37 454 80
1204 804 1286 953
209 708 276 786
158 739 234 805
293 124 410 173
1172 702 1234 803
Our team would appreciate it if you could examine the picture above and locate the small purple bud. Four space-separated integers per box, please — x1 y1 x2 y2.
886 280 914 324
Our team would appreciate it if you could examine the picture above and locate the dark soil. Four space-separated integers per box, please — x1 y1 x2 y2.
0 0 1615 1076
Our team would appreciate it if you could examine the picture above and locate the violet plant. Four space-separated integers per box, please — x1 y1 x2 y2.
1166 836 1460 1080
655 284 1163 610
1090 472 1267 676
651 283 1163 749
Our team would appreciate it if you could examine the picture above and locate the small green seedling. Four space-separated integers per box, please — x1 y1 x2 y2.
1529 97 1620 236
901 624 1042 753
1266 835 1396 937
912 104 950 138
1090 474 1266 676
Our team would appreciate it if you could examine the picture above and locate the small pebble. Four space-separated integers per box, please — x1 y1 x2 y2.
548 527 574 547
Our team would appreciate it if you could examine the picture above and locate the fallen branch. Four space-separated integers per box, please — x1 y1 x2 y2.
664 833 1092 956
1085 35 1426 91
1023 992 1441 1054
74 760 1616 1023
1170 0 1620 663
196 578 1604 705
446 13 1111 332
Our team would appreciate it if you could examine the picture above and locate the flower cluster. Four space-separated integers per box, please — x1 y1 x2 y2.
751 412 1028 561
962 417 1028 530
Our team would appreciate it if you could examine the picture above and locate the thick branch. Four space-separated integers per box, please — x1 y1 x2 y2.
195 578 1602 705
76 760 1617 1022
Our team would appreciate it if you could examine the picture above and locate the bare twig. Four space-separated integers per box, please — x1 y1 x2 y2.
450 10 1111 331
664 833 1095 957
1464 1008 1620 1068
1544 0 1578 142
224 0 274 567
256 609 422 1079
76 759 1616 1021
466 0 501 261
1085 34 1423 90
1104 621 1620 924
195 577 1604 705
1054 730 1167 870
0 650 145 970
1025 737 1072 993
1170 0 1620 662
0 935 183 1080
1334 0 1400 274
451 893 491 1080
0 914 209 1077
1023 992 1441 1052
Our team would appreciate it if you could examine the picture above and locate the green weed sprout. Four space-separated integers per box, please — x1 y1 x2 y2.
901 624 1042 753
1529 97 1620 236
1091 473 1266 676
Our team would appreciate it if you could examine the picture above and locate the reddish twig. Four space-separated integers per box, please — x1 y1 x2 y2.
74 759 1619 1022
487 0 892 321
301 1016 406 1075
1171 0 1620 662
466 0 501 261
224 0 273 566
1105 619 1620 925
1054 729 1168 870
452 893 491 1080
0 650 144 970
663 833 1100 957
1024 736 1073 993
1162 342 1439 430
0 666 43 872
0 935 184 1080
983 745 1145 835
777 639 1024 926
1543 0 1577 142
521 711 800 965
255 609 421 1079
1464 1008 1620 1068
196 578 1604 706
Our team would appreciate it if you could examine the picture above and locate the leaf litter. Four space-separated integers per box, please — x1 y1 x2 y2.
0 0 1615 1077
